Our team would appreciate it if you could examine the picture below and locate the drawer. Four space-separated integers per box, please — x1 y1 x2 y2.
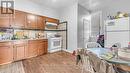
0 42 12 46
13 40 28 45
36 40 46 43
29 39 48 43
28 40 37 44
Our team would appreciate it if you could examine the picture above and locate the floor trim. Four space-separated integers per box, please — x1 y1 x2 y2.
62 49 73 53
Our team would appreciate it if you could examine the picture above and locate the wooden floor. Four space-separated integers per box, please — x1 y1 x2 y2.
0 51 86 73
0 62 25 73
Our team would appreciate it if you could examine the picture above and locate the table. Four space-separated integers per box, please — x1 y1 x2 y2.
87 48 130 72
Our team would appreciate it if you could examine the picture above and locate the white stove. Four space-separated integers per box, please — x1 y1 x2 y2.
48 37 62 53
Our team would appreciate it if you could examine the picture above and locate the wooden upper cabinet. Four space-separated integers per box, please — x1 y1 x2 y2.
45 17 59 24
11 10 26 28
0 8 9 28
0 14 11 28
0 42 13 65
0 8 59 29
37 16 45 30
0 7 13 28
26 14 37 29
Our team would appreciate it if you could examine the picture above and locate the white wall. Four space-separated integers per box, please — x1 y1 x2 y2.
98 0 130 34
88 0 130 35
15 0 59 19
102 0 130 20
78 4 90 48
59 2 78 52
91 11 103 35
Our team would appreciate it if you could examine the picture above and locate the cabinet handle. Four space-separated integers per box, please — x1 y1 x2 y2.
10 25 11 27
13 45 16 48
28 21 31 24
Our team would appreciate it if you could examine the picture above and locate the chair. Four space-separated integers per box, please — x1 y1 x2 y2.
99 60 116 73
81 54 95 73
86 42 102 48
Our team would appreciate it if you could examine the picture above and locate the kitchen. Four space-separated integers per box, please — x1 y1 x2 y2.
0 9 60 64
0 5 68 72
0 0 70 72
0 0 130 73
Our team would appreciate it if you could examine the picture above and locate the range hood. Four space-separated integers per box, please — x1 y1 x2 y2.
46 22 58 26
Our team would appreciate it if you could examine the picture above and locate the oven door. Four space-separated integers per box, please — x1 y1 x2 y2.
50 38 62 49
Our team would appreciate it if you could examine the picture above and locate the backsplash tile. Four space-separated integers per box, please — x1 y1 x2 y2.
0 29 13 40
0 29 45 40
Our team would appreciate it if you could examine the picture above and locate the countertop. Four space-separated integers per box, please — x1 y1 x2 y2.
0 38 48 42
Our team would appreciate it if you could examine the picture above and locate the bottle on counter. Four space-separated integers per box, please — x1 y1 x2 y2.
112 45 119 59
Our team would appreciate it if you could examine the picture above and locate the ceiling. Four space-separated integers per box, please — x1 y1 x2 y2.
78 0 114 11
28 0 120 11
29 0 77 9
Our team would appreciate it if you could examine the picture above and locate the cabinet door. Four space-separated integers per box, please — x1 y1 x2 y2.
0 42 13 65
37 40 48 55
0 14 11 28
46 17 59 24
14 45 25 61
26 14 37 29
13 41 27 61
38 42 44 55
11 10 26 28
28 41 38 58
37 16 45 30
44 41 48 54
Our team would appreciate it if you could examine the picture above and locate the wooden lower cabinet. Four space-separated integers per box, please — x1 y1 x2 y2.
44 40 48 54
0 42 13 65
37 39 48 56
13 41 28 61
28 39 48 57
0 39 48 65
37 42 45 56
28 40 38 58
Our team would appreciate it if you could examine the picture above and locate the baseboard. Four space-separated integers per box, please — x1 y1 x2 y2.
62 49 73 53
49 48 61 53
48 48 74 54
